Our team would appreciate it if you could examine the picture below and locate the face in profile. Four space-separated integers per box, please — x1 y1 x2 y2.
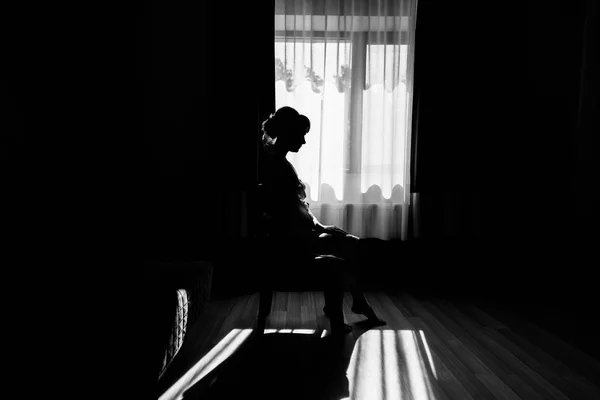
288 126 307 152
287 115 310 153
270 108 309 153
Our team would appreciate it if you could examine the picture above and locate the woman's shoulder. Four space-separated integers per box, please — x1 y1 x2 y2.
260 154 288 184
262 153 285 171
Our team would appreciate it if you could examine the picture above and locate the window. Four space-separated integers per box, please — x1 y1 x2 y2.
275 38 409 201
273 0 417 239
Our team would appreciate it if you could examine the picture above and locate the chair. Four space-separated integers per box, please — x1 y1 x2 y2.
251 183 346 332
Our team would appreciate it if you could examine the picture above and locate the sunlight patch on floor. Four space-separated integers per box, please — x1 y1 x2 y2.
159 327 321 400
403 330 435 399
159 328 253 400
383 330 403 399
419 330 437 379
346 329 438 400
351 329 384 399
159 327 439 400
264 328 316 335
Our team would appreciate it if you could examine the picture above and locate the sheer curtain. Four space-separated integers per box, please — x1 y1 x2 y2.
274 0 418 240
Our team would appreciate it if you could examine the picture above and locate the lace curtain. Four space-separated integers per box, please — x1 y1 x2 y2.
275 0 418 239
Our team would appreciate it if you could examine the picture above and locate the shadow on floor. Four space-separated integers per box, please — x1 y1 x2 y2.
182 330 354 400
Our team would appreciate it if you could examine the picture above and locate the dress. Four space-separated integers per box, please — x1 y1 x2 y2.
258 135 320 259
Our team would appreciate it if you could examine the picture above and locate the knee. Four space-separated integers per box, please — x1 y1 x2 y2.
316 255 345 278
344 234 360 242
341 234 360 253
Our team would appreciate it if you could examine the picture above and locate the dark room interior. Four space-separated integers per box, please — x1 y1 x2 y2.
133 0 598 398
3 0 596 398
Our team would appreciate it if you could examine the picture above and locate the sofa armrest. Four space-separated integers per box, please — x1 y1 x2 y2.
145 261 214 379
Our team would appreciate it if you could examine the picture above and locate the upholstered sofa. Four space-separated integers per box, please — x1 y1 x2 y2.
145 261 213 380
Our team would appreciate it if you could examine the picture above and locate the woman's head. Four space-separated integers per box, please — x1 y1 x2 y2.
262 106 310 153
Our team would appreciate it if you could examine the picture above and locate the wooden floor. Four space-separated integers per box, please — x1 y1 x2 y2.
157 291 600 400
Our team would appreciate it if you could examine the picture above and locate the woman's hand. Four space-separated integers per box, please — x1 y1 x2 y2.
314 221 348 236
323 225 348 236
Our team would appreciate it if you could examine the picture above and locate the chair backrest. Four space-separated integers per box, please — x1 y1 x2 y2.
254 183 270 239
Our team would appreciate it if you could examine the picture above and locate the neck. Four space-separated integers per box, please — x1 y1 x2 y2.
274 143 289 158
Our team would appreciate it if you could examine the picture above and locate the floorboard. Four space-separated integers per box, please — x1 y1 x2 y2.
157 290 600 400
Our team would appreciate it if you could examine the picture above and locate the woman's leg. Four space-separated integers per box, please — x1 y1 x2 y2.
312 233 385 324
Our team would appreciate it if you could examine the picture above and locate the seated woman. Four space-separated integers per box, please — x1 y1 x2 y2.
258 106 386 335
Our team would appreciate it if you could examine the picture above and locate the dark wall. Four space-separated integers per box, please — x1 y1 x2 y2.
135 0 596 298
134 2 275 394
137 2 275 264
411 0 597 311
403 0 599 359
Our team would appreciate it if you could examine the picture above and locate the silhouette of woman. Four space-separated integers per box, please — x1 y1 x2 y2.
259 106 386 334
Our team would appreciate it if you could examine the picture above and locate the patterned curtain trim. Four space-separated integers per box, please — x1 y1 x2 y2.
276 58 352 93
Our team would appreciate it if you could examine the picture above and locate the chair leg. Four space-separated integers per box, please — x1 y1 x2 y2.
324 288 344 324
258 289 273 319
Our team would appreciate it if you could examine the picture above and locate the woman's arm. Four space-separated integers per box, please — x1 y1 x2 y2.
301 201 348 236
305 204 325 233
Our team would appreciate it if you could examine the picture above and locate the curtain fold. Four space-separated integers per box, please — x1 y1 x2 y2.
275 0 418 240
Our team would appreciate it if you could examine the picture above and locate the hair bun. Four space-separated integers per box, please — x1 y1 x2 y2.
261 106 307 138
261 115 278 138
